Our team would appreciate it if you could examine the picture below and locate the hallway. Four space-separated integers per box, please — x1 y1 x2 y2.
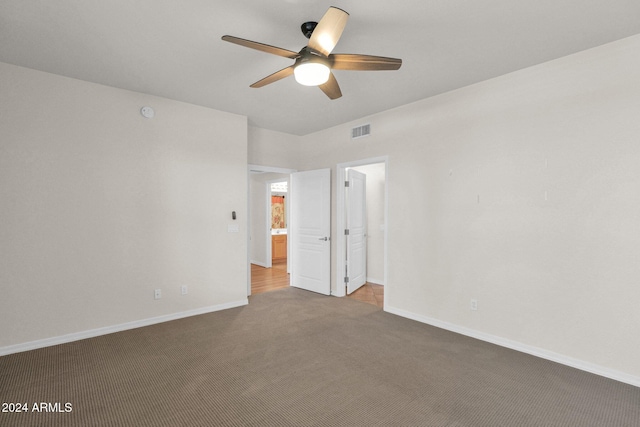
251 261 383 308
250 260 289 295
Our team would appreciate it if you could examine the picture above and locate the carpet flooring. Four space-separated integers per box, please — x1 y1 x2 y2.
1 287 638 426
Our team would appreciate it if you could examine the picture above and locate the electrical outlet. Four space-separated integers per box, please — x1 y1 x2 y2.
181 285 188 295
154 289 162 300
470 299 478 311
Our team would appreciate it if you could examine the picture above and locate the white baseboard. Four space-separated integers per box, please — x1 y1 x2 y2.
384 305 640 389
367 277 384 286
0 299 248 357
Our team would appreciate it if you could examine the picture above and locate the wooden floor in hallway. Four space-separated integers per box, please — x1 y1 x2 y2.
346 283 384 308
251 260 383 308
251 260 289 295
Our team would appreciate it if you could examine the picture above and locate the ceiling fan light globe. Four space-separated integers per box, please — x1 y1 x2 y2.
294 63 330 86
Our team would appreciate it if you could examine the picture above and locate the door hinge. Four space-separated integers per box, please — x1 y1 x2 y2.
345 181 350 187
344 229 349 235
344 276 349 283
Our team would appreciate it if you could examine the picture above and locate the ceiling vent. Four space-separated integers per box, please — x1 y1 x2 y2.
351 124 371 139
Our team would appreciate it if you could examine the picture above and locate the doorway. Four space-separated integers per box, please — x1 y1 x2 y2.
247 165 296 296
336 157 388 307
248 161 386 303
248 166 332 297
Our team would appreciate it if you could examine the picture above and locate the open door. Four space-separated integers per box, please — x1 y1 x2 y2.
290 169 331 295
346 169 367 294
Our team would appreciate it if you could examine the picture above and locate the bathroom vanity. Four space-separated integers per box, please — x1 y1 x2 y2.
271 229 287 261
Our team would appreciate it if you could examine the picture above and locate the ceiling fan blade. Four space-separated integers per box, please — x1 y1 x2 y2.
329 54 402 71
308 7 349 56
222 35 299 59
250 66 295 88
318 72 342 100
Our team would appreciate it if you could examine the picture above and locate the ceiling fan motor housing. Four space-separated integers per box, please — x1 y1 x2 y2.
295 47 330 68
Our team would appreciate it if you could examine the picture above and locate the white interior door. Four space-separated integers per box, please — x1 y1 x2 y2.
346 169 367 294
290 169 331 295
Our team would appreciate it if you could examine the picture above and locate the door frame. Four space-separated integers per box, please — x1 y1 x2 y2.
335 156 389 301
247 164 297 296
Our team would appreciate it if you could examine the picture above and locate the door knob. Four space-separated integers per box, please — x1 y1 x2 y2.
318 237 329 241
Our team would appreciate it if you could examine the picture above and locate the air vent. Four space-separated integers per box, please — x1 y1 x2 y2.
351 124 371 139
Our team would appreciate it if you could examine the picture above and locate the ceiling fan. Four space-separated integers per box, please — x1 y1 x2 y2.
221 6 402 100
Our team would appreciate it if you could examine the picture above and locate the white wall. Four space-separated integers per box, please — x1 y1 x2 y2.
0 62 248 351
352 163 385 285
4 30 639 386
249 174 268 266
248 126 299 168
294 35 640 383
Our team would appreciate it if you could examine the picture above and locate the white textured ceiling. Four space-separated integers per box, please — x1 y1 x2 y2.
1 0 639 135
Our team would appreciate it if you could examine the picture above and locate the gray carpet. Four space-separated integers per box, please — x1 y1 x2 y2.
1 287 638 426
